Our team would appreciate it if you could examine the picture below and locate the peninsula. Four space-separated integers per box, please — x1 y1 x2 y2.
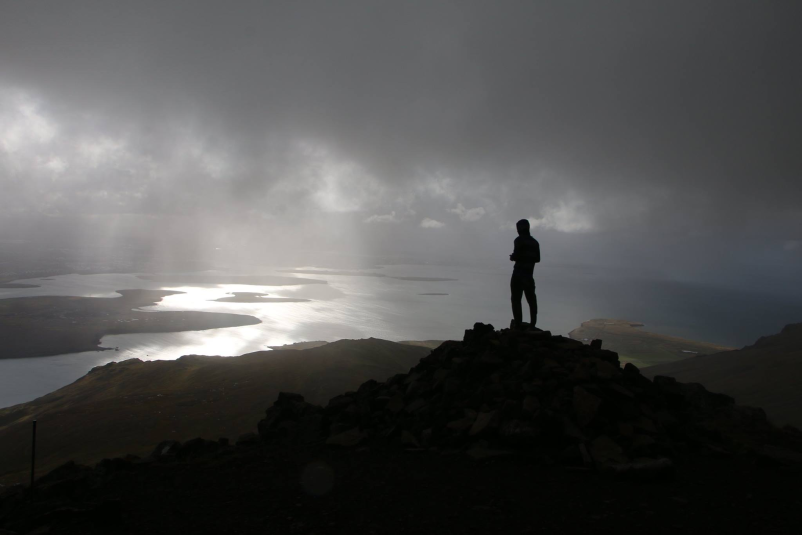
568 318 733 368
0 290 261 359
0 283 40 289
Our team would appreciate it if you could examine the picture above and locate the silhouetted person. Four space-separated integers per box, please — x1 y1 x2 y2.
510 219 540 329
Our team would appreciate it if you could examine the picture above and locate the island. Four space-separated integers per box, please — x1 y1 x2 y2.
280 269 457 282
0 289 261 359
568 318 733 368
212 292 310 303
0 283 40 289
418 293 449 296
138 274 327 285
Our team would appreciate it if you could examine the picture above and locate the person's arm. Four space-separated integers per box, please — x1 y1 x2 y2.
509 238 520 261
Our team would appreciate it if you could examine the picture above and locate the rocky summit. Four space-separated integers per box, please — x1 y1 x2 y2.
257 323 800 472
2 324 802 534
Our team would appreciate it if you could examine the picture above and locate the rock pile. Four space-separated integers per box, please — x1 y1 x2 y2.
5 323 802 534
257 323 796 473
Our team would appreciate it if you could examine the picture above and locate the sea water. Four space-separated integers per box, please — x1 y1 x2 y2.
1 265 800 408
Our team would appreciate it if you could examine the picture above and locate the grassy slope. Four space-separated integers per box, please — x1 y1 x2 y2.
643 323 802 428
0 339 430 484
568 318 733 369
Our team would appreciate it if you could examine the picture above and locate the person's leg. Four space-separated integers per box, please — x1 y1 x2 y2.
523 278 537 326
510 275 523 325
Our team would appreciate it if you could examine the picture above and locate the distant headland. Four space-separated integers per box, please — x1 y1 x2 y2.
0 289 261 360
568 318 733 368
0 283 40 289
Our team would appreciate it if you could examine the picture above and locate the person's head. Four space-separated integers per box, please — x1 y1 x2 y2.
516 219 530 236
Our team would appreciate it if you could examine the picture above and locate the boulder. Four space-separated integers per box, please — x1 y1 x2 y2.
149 440 181 460
573 386 602 427
236 432 259 446
609 457 674 480
469 411 498 436
258 391 325 444
326 428 367 447
589 435 628 466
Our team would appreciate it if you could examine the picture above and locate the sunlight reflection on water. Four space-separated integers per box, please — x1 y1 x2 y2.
0 267 499 406
2 265 801 408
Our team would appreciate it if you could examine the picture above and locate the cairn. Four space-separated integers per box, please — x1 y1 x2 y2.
257 323 793 474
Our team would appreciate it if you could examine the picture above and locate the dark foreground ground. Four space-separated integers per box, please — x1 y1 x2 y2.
5 441 801 535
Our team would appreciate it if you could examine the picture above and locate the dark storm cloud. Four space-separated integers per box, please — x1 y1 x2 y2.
0 1 800 275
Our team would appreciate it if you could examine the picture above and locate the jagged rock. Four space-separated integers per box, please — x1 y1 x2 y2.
618 422 635 437
236 432 259 446
573 386 602 427
604 383 635 399
326 428 367 447
401 430 420 447
464 322 495 345
579 443 593 466
95 457 137 476
589 435 628 466
447 418 474 433
562 417 586 441
150 440 181 460
256 392 326 446
245 323 793 471
623 362 640 374
37 461 92 485
609 457 673 480
635 416 658 434
258 392 322 439
35 499 122 530
325 394 355 413
469 411 498 436
466 440 511 460
523 395 540 413
756 445 802 466
296 414 326 445
177 437 220 460
499 419 537 445
406 398 427 413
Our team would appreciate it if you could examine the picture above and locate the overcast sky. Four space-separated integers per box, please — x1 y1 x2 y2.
1 1 800 285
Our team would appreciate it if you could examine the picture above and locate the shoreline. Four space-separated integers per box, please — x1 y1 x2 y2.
568 318 734 368
0 289 261 360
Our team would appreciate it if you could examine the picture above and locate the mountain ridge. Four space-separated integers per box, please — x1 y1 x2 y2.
643 322 802 427
0 338 431 485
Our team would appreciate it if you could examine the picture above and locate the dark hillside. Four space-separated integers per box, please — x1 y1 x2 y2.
0 340 430 485
644 323 802 427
